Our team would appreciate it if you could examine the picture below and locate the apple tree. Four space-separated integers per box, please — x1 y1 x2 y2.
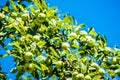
0 0 120 80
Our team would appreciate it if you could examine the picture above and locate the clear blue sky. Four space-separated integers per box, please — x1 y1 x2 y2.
0 0 120 79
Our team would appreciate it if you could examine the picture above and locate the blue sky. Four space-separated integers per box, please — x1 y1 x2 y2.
0 0 120 79
46 0 120 48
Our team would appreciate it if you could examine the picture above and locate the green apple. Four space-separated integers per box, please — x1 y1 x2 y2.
80 30 87 36
33 35 40 41
98 68 105 75
38 13 46 18
61 42 70 49
84 75 91 80
55 61 63 69
91 62 100 69
0 13 5 20
115 69 120 76
76 73 84 80
21 13 29 20
18 65 24 72
69 32 77 39
112 57 117 64
11 12 17 17
104 47 111 53
20 36 26 42
72 71 78 79
24 63 34 73
86 36 95 43
24 52 33 61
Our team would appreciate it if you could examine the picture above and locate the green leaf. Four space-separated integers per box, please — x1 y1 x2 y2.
17 4 25 12
63 14 72 24
49 47 59 58
10 0 17 11
88 27 97 37
93 75 102 80
2 6 9 12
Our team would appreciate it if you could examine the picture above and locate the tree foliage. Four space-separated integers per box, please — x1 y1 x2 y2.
0 0 120 80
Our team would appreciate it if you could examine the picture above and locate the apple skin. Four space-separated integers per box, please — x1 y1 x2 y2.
85 75 91 80
0 13 5 20
72 71 78 79
112 57 117 64
61 42 70 49
75 73 84 80
21 13 29 20
69 32 77 39
24 63 34 73
33 35 40 41
98 68 105 75
55 61 64 69
24 52 33 61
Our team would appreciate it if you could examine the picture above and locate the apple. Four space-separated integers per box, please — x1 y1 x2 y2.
24 52 33 61
0 13 5 20
33 35 40 41
55 61 63 69
69 32 77 39
61 42 70 49
72 71 78 79
36 55 47 64
21 13 29 20
11 12 17 17
104 47 111 53
24 63 34 72
98 68 105 75
17 65 24 72
115 69 120 76
86 36 95 43
20 36 26 42
76 73 84 80
112 57 117 64
84 75 91 80
91 62 100 69
38 13 46 18
80 30 87 36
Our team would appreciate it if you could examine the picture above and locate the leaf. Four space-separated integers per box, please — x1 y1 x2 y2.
33 0 43 10
88 27 97 37
63 14 72 24
93 75 102 80
37 41 46 47
17 4 25 12
77 24 85 28
10 0 17 11
49 47 59 58
2 6 9 12
51 75 57 80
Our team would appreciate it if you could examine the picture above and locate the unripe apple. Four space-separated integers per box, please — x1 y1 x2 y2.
115 69 120 76
55 61 63 69
80 30 87 36
36 55 47 64
11 12 17 17
98 68 105 75
69 32 77 39
38 13 46 18
21 13 29 20
24 52 33 61
72 71 78 79
91 62 100 69
20 36 26 42
35 10 40 14
104 47 111 54
33 35 40 41
61 42 70 49
18 65 24 72
24 63 34 72
86 36 95 43
112 57 117 64
84 75 91 80
0 13 5 20
76 73 84 80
